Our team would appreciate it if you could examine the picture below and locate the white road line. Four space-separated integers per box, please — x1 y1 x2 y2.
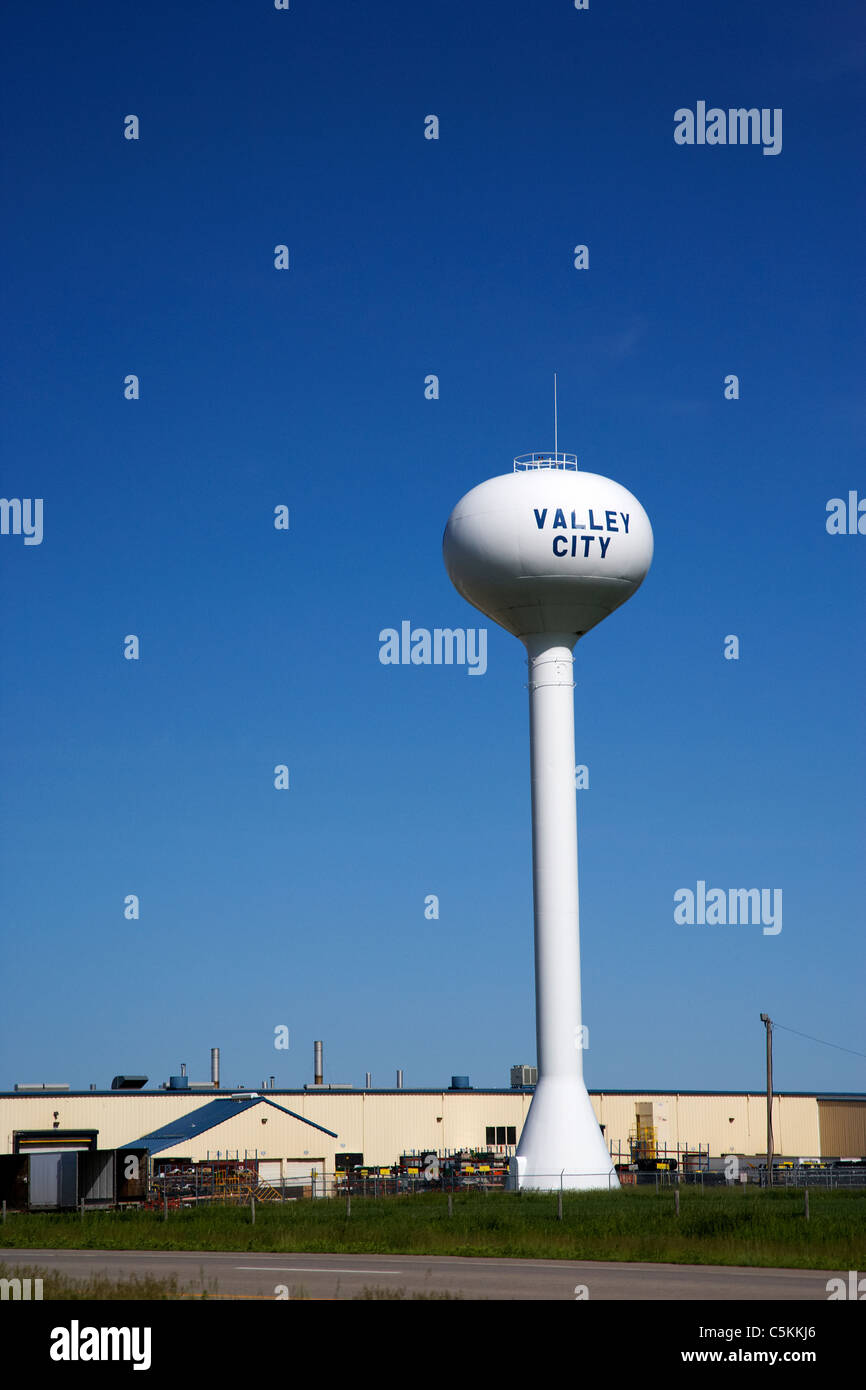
235 1266 411 1276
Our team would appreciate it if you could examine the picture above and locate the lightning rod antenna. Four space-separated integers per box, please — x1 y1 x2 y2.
554 373 558 456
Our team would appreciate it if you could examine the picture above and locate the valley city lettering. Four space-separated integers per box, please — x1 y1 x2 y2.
533 505 630 558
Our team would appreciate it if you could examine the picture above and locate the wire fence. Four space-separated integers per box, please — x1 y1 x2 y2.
143 1162 866 1210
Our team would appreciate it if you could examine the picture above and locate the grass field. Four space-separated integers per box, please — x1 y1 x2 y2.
0 1262 194 1300
2 1186 864 1268
0 1260 463 1300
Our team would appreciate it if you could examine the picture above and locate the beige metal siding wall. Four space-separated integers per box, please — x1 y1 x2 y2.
676 1095 754 1155
677 1094 820 1156
153 1109 339 1166
361 1093 443 1162
773 1097 821 1157
0 1091 534 1166
591 1094 643 1156
591 1094 820 1159
281 1093 365 1157
357 1092 534 1163
0 1094 210 1154
0 1091 826 1164
591 1094 687 1158
441 1092 532 1156
296 1093 366 1138
287 1093 532 1165
817 1102 866 1157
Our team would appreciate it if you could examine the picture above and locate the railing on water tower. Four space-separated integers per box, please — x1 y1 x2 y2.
513 452 578 472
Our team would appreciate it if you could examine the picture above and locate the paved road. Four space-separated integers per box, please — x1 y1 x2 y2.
0 1249 840 1300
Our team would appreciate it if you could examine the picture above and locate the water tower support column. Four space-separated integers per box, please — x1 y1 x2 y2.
509 633 619 1191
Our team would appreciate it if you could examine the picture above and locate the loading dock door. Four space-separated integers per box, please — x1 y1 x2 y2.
283 1159 325 1195
283 1160 323 1180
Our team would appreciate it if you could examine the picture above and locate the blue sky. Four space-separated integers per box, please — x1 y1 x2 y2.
1 1 863 1100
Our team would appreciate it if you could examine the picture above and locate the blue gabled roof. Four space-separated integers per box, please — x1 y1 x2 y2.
125 1096 338 1155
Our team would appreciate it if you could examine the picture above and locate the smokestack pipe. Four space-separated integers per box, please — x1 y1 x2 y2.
365 1071 371 1089
211 1048 220 1088
396 1069 403 1089
180 1062 187 1077
314 1040 323 1086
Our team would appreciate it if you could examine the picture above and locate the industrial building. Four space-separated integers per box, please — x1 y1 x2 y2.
2 1065 864 1208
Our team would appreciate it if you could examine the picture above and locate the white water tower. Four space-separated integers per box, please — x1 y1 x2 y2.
443 450 653 1190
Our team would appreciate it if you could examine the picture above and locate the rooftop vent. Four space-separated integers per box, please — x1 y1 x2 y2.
14 1083 70 1092
510 1065 538 1088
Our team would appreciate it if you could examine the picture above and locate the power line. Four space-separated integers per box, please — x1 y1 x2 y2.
773 1021 866 1062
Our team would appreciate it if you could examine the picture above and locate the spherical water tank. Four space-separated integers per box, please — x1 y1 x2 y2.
443 461 653 640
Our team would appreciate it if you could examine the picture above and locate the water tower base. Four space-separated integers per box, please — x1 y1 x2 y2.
506 1076 620 1192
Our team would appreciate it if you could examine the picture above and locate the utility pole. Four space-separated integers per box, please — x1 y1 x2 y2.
760 1014 774 1187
